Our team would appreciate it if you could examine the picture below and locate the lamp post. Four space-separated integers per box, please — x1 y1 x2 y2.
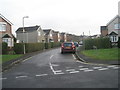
23 16 29 54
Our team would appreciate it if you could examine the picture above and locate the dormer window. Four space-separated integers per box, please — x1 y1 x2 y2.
0 22 6 31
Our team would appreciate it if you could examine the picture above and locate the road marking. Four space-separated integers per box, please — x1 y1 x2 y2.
84 69 94 72
16 76 28 79
93 67 102 69
51 64 59 66
78 66 84 68
69 71 79 73
0 78 7 80
54 70 62 73
72 54 76 59
79 68 88 70
98 68 108 71
36 74 48 77
66 69 75 72
55 72 64 75
50 55 54 59
107 65 118 68
112 67 119 69
22 57 32 62
49 62 56 74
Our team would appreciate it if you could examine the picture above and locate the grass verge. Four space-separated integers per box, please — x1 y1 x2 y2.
0 55 23 64
81 48 119 61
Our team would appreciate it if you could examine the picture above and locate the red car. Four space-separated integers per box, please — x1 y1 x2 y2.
61 42 76 54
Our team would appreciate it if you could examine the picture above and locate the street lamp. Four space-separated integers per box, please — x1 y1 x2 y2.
23 16 29 54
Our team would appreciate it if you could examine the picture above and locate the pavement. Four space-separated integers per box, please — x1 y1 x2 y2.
1 47 119 88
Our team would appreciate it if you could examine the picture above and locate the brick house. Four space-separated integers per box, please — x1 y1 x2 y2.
16 25 45 43
52 31 61 42
43 29 54 43
0 14 14 48
60 32 67 42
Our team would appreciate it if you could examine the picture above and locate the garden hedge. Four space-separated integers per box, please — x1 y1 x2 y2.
14 42 61 54
2 42 8 54
83 37 111 50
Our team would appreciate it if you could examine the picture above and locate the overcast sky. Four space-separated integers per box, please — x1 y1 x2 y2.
0 0 119 36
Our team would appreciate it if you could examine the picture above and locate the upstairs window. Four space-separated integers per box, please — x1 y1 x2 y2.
114 23 120 30
0 22 6 31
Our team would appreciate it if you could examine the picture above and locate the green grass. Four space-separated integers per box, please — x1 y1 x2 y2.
81 48 119 61
0 55 23 63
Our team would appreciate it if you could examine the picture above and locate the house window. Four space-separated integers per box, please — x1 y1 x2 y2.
0 23 6 31
110 36 118 42
114 23 120 30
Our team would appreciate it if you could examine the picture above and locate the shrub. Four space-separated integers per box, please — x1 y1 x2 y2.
83 37 111 50
2 42 8 54
25 43 44 53
13 43 24 54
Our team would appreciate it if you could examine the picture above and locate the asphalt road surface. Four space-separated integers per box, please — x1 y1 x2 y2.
2 48 119 88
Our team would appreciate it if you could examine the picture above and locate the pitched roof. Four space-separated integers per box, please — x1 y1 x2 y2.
109 31 118 35
43 29 52 35
106 15 120 26
0 13 13 25
1 33 14 38
16 26 40 32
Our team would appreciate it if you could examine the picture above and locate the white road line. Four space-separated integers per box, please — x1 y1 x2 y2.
16 76 28 79
50 55 54 59
93 67 102 69
98 68 108 71
51 64 59 66
0 78 7 80
78 66 84 68
84 69 94 72
72 54 76 59
49 62 56 74
55 72 64 75
36 74 48 77
22 57 32 62
107 65 118 68
112 67 119 69
66 69 75 72
69 71 79 73
54 70 62 73
79 68 88 70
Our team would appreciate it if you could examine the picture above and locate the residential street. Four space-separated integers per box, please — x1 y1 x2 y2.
2 48 119 88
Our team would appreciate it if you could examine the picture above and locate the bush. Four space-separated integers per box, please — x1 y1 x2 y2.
83 37 111 50
25 43 44 53
13 43 24 54
2 42 8 54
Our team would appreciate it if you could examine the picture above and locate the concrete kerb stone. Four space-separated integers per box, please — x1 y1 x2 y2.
75 46 120 65
2 47 59 72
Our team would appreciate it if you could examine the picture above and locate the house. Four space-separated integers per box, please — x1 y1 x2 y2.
60 32 67 42
66 34 73 42
43 29 54 43
100 15 120 46
0 13 14 48
100 26 108 37
16 25 45 43
106 15 120 44
52 31 61 42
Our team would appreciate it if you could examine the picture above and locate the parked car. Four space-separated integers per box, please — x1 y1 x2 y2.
61 42 76 54
74 42 79 47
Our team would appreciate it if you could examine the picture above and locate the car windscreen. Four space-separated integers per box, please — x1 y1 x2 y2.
63 43 72 47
